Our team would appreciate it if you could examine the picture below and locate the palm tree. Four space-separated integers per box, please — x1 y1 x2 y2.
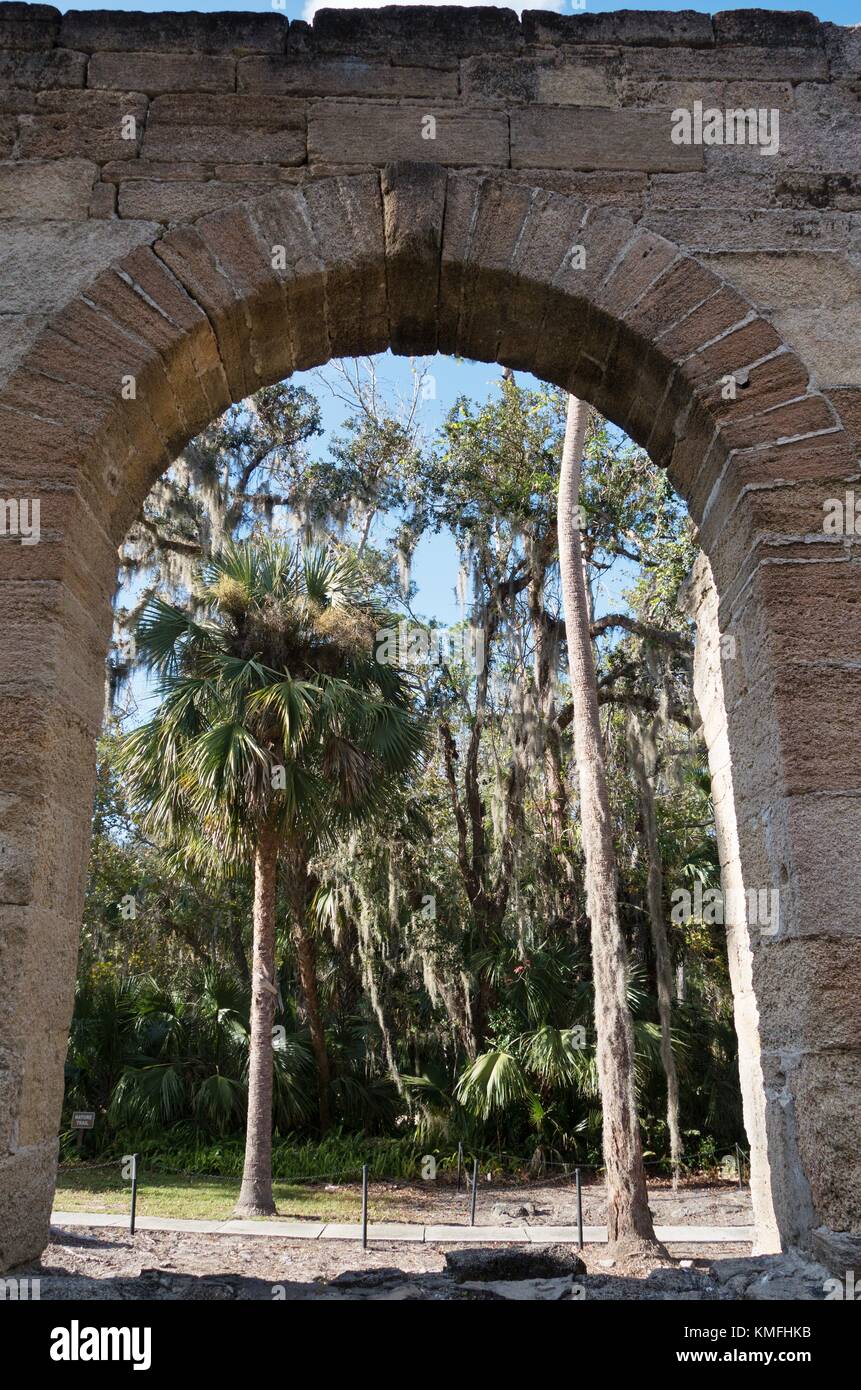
119 539 423 1215
557 395 659 1253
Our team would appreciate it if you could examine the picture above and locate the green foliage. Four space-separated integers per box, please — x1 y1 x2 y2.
74 362 746 1175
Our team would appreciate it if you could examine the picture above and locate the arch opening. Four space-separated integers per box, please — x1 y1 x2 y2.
0 165 858 1271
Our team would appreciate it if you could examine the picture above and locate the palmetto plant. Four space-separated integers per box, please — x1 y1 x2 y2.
104 968 316 1137
119 539 423 1214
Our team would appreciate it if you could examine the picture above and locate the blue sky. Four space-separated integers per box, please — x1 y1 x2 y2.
306 354 635 629
52 1 858 24
310 353 493 628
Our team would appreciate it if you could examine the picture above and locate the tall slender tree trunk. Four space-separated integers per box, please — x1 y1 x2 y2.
628 717 684 1187
291 918 332 1133
235 824 279 1217
557 394 659 1252
285 852 332 1133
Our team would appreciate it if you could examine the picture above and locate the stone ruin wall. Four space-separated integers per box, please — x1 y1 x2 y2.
0 6 859 1271
0 5 859 409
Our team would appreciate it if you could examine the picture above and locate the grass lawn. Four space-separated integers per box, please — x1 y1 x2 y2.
54 1168 406 1223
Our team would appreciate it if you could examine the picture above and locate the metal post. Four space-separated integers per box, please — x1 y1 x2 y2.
361 1163 369 1249
469 1158 478 1227
456 1141 463 1191
575 1167 584 1250
736 1143 743 1191
129 1153 139 1236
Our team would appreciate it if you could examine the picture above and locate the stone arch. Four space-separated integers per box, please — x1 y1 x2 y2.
0 165 858 1270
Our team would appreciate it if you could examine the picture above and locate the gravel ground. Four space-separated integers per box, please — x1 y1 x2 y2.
19 1182 756 1301
23 1225 753 1300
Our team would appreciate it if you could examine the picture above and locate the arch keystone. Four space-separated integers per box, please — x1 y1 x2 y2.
381 161 447 357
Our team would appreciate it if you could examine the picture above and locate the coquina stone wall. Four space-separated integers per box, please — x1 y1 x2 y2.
0 6 858 1273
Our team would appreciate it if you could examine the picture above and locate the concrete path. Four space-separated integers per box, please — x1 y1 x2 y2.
51 1211 753 1244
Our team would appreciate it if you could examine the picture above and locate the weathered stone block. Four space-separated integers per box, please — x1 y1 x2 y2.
0 1140 57 1268
0 158 96 218
656 285 753 362
823 21 861 78
703 251 861 389
144 94 305 165
728 432 856 498
242 184 327 374
793 1052 861 1232
646 171 780 211
19 90 147 161
461 52 618 107
521 10 715 49
645 208 854 254
713 10 823 48
306 7 520 62
0 310 46 389
499 167 646 210
0 47 86 90
623 254 719 338
87 178 115 218
118 179 268 224
773 172 861 212
238 56 458 100
0 217 158 315
0 3 59 51
155 211 281 401
309 103 508 169
703 475 852 620
598 227 679 315
825 386 861 446
624 44 829 81
101 159 208 183
302 173 388 360
682 316 786 392
83 243 230 451
61 9 286 56
511 106 704 171
382 160 446 356
88 51 236 95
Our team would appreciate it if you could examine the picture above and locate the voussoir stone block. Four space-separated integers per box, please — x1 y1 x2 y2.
381 161 446 356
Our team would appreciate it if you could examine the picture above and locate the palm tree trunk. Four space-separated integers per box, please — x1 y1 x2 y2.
557 394 658 1252
235 824 279 1216
628 718 684 1186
